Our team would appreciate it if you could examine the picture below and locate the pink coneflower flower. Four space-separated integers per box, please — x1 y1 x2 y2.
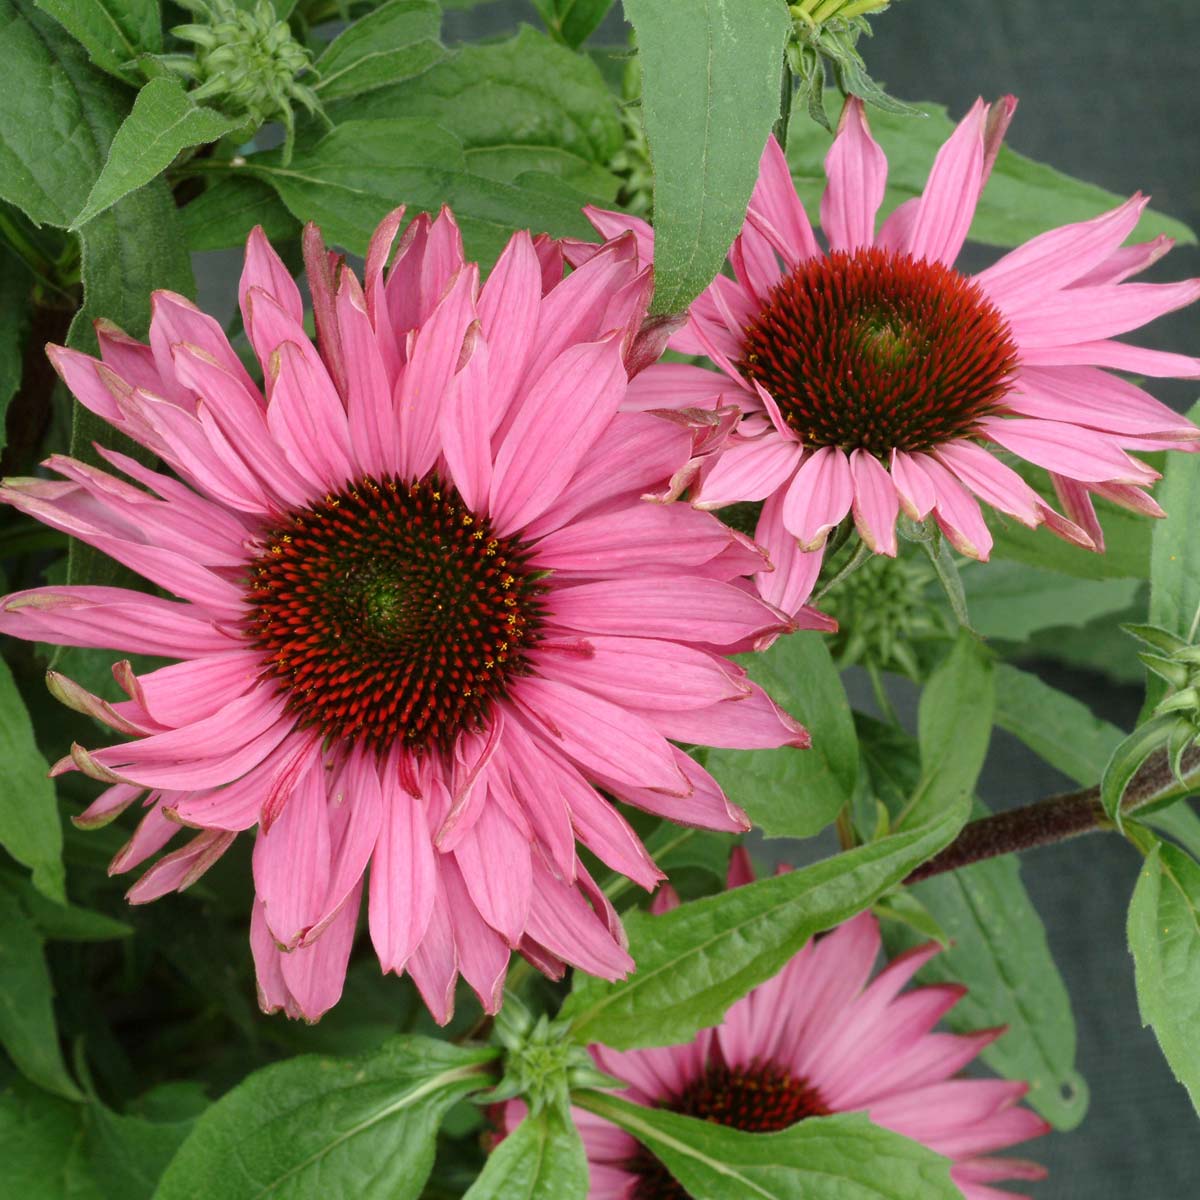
0 210 815 1023
578 97 1200 611
503 852 1049 1199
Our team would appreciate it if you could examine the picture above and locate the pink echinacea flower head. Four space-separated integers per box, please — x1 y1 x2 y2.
580 96 1200 613
0 209 819 1023
501 851 1050 1200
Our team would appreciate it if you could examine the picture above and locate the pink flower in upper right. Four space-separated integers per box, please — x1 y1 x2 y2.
587 97 1200 610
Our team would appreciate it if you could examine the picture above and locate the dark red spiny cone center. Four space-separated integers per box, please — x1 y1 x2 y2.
245 475 545 753
628 1061 829 1199
739 246 1019 453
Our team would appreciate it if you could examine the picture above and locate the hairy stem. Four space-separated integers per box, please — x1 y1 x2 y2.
906 744 1200 884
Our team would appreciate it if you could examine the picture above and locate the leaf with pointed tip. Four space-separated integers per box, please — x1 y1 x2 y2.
560 793 968 1050
1128 841 1200 1115
625 0 789 314
574 1095 961 1200
72 78 241 228
463 1108 586 1200
34 0 160 84
313 0 445 100
152 1037 496 1200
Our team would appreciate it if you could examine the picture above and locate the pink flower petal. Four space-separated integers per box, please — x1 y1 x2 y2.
781 447 854 549
933 440 1043 526
477 230 543 426
914 454 994 560
277 879 362 1021
977 416 1158 484
822 97 887 253
849 449 899 555
441 855 509 1013
641 680 810 750
746 135 820 266
695 433 802 509
451 801 532 947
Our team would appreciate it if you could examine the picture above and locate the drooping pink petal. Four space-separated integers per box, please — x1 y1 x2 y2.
277 879 362 1021
695 433 803 509
451 801 532 947
781 447 855 550
640 680 810 750
849 449 899 555
746 135 820 266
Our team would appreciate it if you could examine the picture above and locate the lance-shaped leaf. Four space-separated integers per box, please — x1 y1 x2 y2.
152 1037 496 1200
0 891 81 1099
464 1107 587 1200
72 78 242 229
625 0 790 314
1128 840 1200 1115
34 0 161 85
574 1095 960 1200
0 660 64 902
559 794 968 1050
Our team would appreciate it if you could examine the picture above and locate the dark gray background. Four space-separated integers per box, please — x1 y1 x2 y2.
200 1 1200 1192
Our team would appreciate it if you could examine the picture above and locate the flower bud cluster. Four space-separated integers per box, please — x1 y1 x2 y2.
1126 622 1200 778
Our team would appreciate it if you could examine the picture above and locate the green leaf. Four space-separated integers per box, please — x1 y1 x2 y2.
626 0 790 314
11 880 133 942
888 855 1088 1129
902 632 993 830
152 1036 496 1200
1145 802 1200 861
0 890 81 1100
248 117 596 268
961 560 1140 642
560 794 968 1050
463 1107 587 1200
323 27 622 200
81 1100 194 1200
179 176 299 251
0 248 32 458
994 664 1123 787
705 632 857 838
1100 714 1180 828
574 1096 960 1200
72 78 241 228
1128 841 1200 1114
532 0 613 49
0 658 64 902
788 99 1195 249
0 1082 103 1200
34 0 161 85
0 0 129 226
313 0 445 100
1148 399 1200 706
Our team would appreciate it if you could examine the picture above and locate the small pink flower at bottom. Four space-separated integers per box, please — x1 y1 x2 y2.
578 96 1200 615
0 210 818 1024
502 852 1048 1199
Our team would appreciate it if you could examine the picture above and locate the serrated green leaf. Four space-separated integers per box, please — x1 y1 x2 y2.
574 1097 960 1200
961 560 1140 641
788 99 1195 248
0 659 64 902
993 663 1124 786
560 794 968 1050
178 176 299 251
73 78 241 228
322 27 622 200
0 1081 103 1200
1128 841 1200 1114
0 890 81 1099
71 76 240 231
34 0 161 85
901 632 993 830
532 0 613 49
705 632 857 838
0 0 129 226
464 1107 586 1200
152 1036 496 1200
313 0 445 100
627 0 789 313
247 117 596 267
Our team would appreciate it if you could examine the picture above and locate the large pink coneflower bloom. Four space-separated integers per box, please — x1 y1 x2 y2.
503 851 1049 1200
578 97 1200 612
0 210 816 1023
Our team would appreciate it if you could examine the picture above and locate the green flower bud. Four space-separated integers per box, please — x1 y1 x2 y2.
168 0 322 163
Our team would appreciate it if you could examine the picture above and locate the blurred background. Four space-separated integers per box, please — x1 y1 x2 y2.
188 1 1199 1193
